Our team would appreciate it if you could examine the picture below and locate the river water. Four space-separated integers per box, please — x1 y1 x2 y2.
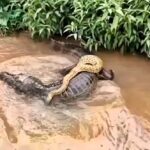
99 52 150 120
0 32 150 121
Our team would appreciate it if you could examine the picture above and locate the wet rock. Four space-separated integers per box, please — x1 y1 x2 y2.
0 55 121 139
0 55 149 150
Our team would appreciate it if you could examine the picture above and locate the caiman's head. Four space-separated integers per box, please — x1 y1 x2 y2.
76 55 103 73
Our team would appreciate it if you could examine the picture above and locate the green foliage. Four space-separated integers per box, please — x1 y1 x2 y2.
23 0 71 38
0 0 26 35
0 0 150 57
64 0 150 56
23 0 150 56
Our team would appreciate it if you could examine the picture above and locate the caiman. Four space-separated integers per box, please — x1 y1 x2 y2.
0 38 114 104
0 67 114 104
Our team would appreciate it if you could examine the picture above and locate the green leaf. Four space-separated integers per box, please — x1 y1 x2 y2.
111 15 119 31
46 12 52 19
39 28 44 36
101 11 108 20
116 8 124 16
0 17 8 26
34 8 42 20
94 43 98 51
146 40 150 48
148 19 150 30
55 11 61 17
136 16 143 24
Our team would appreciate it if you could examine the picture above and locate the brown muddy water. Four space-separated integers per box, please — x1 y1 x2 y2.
0 32 150 122
99 52 150 120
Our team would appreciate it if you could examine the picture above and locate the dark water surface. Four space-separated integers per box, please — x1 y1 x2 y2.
0 33 150 121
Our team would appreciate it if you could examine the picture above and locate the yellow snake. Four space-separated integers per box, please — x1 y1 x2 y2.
46 55 103 104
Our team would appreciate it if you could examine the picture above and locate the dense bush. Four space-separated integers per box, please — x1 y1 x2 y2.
23 0 71 38
0 0 26 35
65 0 150 56
24 0 150 56
1 0 150 57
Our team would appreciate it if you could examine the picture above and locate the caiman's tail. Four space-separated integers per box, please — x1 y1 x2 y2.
0 72 62 100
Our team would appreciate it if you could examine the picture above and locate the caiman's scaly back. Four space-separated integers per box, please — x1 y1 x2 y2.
46 55 103 104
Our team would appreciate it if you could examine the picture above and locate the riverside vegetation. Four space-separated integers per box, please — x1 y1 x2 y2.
0 0 150 57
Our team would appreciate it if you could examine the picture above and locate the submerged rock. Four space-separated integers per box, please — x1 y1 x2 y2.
0 55 149 150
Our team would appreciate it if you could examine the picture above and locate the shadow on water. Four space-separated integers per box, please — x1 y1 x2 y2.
0 32 150 121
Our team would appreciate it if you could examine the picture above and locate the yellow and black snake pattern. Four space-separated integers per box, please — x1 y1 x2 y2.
46 55 103 104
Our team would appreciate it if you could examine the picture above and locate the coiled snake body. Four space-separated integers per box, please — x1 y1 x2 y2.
46 55 103 104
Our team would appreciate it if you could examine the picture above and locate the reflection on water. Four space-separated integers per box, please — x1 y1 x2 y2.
0 32 150 121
